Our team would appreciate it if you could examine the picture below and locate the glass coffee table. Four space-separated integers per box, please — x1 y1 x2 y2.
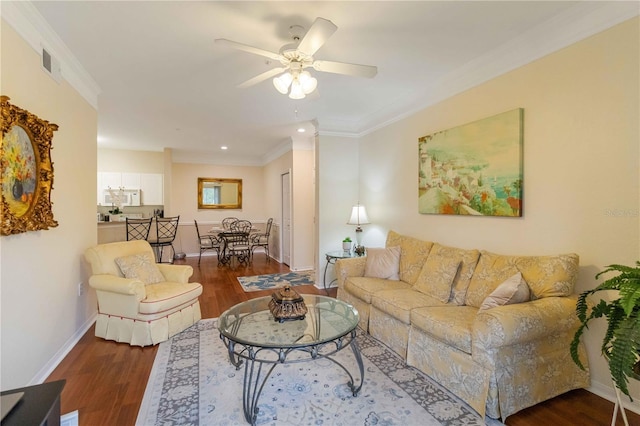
219 295 363 425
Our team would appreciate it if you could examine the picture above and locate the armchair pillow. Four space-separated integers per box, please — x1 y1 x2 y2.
115 252 165 284
479 272 530 311
364 246 401 280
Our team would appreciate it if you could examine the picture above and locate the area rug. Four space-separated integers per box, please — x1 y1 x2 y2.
237 271 315 292
137 318 503 425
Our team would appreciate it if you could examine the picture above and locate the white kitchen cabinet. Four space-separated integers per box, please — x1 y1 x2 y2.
140 173 164 205
121 173 141 189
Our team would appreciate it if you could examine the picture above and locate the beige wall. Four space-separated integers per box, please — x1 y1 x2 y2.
291 149 315 270
355 18 639 403
1 23 98 389
98 148 163 173
171 162 265 222
317 135 360 286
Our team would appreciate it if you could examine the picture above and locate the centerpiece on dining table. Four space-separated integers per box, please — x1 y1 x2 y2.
268 284 308 322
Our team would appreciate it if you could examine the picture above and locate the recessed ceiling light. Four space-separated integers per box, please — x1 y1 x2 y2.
297 128 306 133
221 146 228 150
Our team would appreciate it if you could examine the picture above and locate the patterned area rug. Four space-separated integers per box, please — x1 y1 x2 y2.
237 271 315 292
137 318 504 425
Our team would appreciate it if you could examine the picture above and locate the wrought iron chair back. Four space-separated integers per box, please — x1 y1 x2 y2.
126 218 153 241
250 218 273 262
223 220 252 266
148 216 180 263
194 220 221 265
222 217 238 230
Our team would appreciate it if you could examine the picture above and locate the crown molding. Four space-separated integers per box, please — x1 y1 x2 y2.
1 1 101 109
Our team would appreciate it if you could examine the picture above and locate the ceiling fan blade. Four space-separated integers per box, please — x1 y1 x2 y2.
215 39 282 61
296 18 338 56
237 67 286 89
312 60 378 78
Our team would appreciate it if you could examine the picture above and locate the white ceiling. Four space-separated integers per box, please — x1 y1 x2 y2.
23 1 638 165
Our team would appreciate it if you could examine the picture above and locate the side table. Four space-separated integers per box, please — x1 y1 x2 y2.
324 250 363 291
1 380 65 426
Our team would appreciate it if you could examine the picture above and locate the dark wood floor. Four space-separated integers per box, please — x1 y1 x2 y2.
46 255 638 425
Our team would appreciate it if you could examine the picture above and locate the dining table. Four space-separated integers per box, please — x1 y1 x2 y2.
208 225 260 265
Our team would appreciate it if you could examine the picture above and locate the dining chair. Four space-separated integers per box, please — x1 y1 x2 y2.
148 216 180 263
250 218 273 262
221 217 238 230
126 217 153 241
194 220 221 265
225 220 252 267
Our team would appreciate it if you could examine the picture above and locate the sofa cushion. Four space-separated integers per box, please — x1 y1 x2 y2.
465 251 520 308
413 253 461 303
385 231 434 285
344 277 412 304
371 289 445 324
115 252 165 284
410 305 477 354
479 272 530 311
515 253 579 298
413 243 480 305
139 282 203 315
466 251 579 307
364 246 401 280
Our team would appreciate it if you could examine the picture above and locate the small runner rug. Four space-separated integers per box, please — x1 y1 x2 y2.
137 318 503 425
237 270 315 292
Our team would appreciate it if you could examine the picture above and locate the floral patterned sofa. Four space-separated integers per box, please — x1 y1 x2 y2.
335 230 590 421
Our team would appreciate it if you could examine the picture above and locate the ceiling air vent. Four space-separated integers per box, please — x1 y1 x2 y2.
41 47 62 83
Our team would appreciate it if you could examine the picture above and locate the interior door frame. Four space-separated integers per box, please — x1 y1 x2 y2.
281 169 292 267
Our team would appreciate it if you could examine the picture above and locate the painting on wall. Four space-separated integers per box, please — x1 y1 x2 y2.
1 96 58 235
418 108 523 217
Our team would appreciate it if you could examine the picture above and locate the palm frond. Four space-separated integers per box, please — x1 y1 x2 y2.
572 261 640 399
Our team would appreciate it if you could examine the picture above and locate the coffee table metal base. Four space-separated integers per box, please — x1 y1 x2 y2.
220 329 364 425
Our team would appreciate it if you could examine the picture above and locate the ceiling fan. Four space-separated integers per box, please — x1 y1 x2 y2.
215 17 378 99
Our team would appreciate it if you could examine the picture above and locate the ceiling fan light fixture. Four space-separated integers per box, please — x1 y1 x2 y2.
289 79 305 99
299 71 317 94
273 72 293 94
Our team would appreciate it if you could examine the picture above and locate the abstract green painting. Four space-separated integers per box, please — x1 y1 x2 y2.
418 108 523 217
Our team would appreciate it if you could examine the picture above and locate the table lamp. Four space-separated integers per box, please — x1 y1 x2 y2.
347 204 370 254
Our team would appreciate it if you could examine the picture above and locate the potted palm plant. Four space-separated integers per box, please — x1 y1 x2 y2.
570 261 640 398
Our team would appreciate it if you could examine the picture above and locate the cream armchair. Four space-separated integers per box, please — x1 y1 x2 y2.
84 240 203 346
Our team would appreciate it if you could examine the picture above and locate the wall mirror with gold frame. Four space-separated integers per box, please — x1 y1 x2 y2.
198 178 242 209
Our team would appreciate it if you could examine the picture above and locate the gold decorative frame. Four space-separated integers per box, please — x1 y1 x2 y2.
197 177 242 209
1 96 58 235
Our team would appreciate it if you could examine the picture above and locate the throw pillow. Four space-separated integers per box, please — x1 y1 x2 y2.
413 253 462 303
479 272 530 311
115 252 165 284
364 246 401 280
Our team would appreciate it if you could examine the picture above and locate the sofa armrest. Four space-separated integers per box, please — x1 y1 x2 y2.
334 257 366 289
157 264 193 283
88 274 146 299
472 296 579 349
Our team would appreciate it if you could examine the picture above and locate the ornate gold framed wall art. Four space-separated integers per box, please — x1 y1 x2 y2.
0 96 59 235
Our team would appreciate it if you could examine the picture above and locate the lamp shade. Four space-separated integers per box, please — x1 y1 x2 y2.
273 72 293 94
347 205 370 226
288 79 305 99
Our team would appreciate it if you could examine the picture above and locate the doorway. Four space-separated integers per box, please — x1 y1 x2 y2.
281 171 291 266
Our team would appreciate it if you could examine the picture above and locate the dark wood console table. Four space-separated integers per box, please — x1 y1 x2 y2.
1 380 65 426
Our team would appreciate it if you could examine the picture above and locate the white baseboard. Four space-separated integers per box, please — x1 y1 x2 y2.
588 380 640 415
29 313 97 385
